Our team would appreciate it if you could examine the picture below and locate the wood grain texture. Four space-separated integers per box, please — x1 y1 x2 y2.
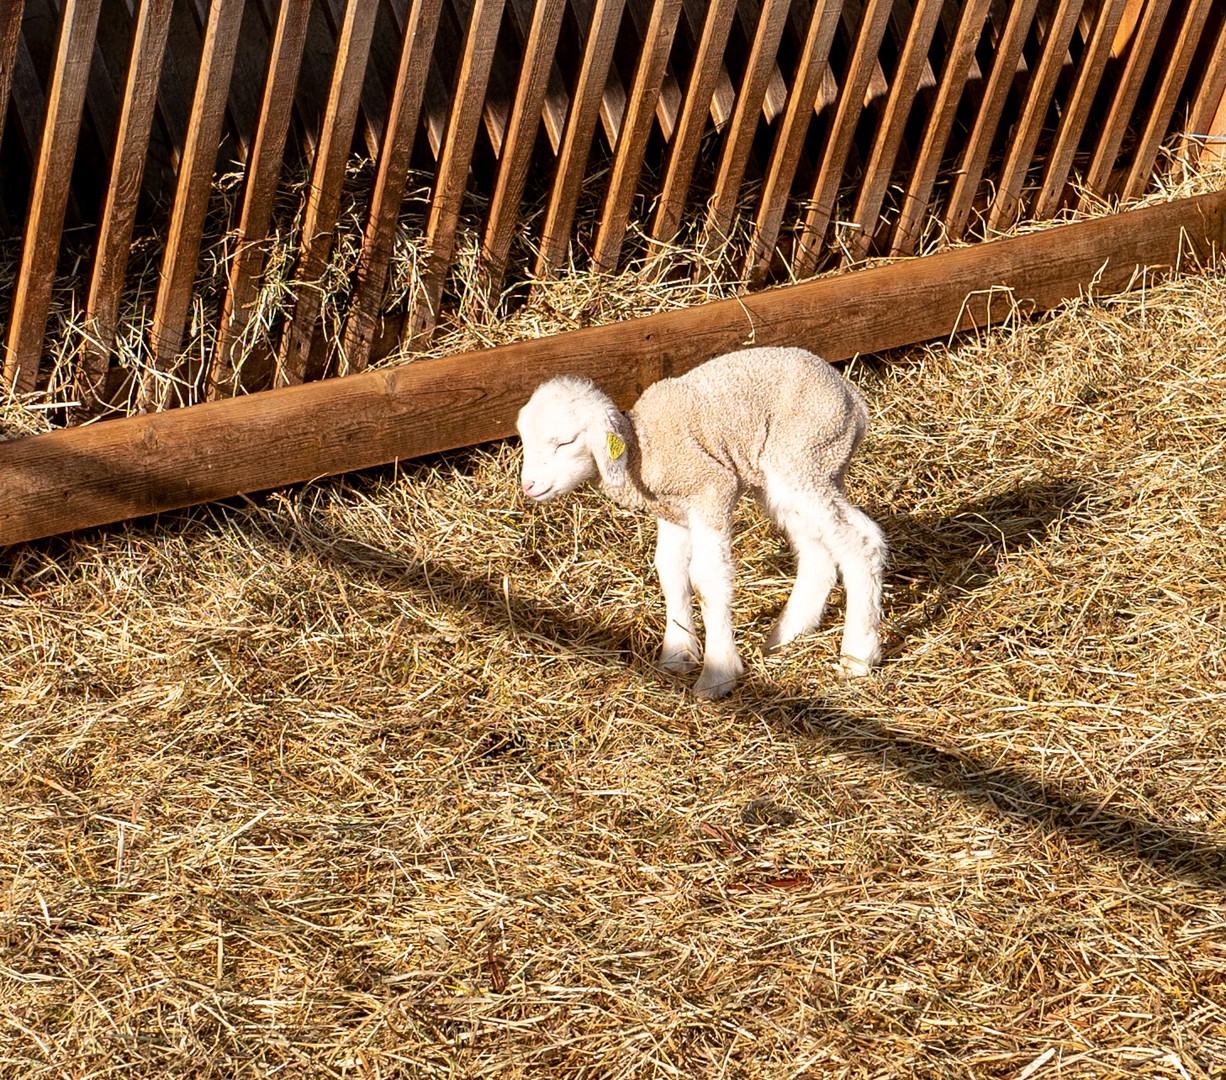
478 0 568 299
1178 13 1226 169
889 0 992 256
1119 0 1213 201
211 0 312 399
742 0 843 287
78 0 174 408
590 0 684 273
701 0 792 249
791 0 893 278
648 0 739 252
533 0 627 277
985 0 1085 234
844 0 945 260
2 188 1223 548
944 0 1039 240
1080 0 1171 204
144 0 246 406
402 0 505 343
338 0 443 373
0 1 28 153
4 0 103 394
1033 0 1130 221
275 0 379 386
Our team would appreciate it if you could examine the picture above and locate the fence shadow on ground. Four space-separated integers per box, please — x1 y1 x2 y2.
268 472 1226 893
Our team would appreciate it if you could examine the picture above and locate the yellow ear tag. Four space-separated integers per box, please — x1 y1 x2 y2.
607 433 626 461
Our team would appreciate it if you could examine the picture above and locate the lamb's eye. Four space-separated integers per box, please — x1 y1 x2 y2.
554 436 577 450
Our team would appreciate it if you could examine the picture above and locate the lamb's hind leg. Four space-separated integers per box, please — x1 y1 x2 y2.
819 496 887 677
688 518 743 700
765 481 885 675
654 517 698 674
765 525 838 654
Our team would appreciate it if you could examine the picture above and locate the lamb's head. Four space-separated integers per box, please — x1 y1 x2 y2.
517 375 631 502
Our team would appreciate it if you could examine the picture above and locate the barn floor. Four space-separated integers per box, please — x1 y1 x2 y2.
3 257 1226 1077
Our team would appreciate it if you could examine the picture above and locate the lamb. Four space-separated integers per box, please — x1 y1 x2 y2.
516 346 887 699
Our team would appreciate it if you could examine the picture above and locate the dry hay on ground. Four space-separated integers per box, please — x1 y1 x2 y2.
3 260 1226 1078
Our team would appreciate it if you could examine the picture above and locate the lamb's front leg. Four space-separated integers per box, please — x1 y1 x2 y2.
687 518 743 700
654 517 698 674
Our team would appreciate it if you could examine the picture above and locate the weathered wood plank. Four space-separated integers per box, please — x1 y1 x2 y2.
791 0 892 278
143 0 245 407
843 0 945 261
1033 0 1130 221
0 1 26 152
649 0 739 253
478 0 568 300
275 0 379 386
533 0 627 278
210 0 313 400
1178 13 1226 169
590 0 684 273
337 0 443 374
78 0 175 410
889 0 992 256
401 0 505 344
701 0 791 250
943 0 1039 240
985 0 1085 234
3 189 1223 548
1119 0 1213 202
1079 0 1171 205
742 0 843 287
3 0 103 394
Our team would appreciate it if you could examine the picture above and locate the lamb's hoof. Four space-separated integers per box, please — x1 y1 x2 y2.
658 647 699 675
764 620 796 656
839 652 878 678
693 658 744 700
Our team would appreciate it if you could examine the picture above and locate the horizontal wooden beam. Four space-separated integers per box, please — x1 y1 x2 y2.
1 190 1224 547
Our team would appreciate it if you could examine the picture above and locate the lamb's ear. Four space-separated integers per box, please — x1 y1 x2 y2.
592 405 631 488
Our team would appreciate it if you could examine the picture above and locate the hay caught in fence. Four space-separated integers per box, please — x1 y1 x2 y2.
2 166 1226 1075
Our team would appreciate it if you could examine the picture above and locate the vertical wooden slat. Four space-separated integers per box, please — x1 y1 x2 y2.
533 0 627 278
1033 0 1130 221
1078 0 1171 206
589 0 684 274
1205 83 1226 166
985 0 1085 234
790 0 893 279
337 0 443 371
210 0 312 399
889 0 992 256
742 0 843 287
275 0 379 387
401 0 505 344
143 0 245 407
1118 0 1213 202
477 0 568 301
648 0 739 254
943 0 1039 241
1178 15 1226 170
624 0 683 142
843 0 945 261
77 0 174 409
3 0 103 394
0 1 25 152
701 0 791 250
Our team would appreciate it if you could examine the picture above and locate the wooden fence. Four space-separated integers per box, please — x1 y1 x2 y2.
1 0 1225 412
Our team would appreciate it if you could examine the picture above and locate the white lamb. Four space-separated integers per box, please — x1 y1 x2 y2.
516 346 886 699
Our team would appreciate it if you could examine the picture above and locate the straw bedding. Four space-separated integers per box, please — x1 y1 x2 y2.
3 201 1226 1077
